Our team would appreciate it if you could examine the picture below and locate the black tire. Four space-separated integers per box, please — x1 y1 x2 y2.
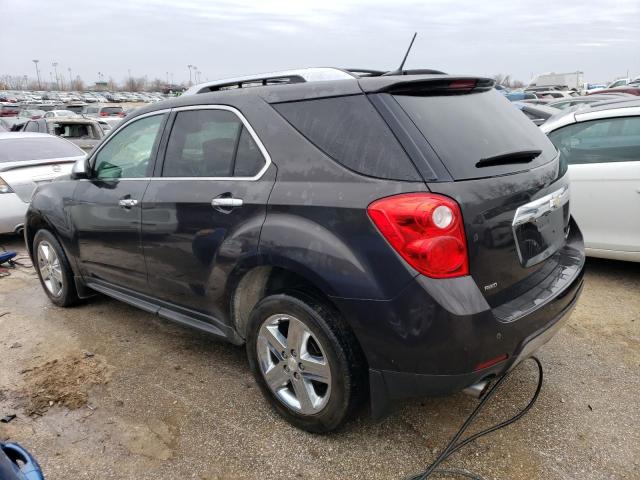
246 292 367 433
33 229 79 307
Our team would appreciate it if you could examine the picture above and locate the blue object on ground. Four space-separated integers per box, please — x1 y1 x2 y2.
0 442 45 480
0 251 17 265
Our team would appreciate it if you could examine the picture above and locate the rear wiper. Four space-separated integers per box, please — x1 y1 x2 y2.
476 150 542 168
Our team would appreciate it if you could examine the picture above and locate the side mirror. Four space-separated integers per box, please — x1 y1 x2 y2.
70 157 90 180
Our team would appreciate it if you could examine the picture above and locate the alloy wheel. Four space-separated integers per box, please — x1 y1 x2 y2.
37 241 63 297
257 314 332 415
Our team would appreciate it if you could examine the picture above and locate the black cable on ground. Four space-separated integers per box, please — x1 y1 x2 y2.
406 356 544 480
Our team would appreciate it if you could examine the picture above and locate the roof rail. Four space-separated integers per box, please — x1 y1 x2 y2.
182 67 357 95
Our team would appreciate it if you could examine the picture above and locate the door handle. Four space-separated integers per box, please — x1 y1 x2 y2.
211 197 243 208
118 198 138 208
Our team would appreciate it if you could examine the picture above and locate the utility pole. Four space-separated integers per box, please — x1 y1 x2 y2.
32 59 41 90
52 62 59 90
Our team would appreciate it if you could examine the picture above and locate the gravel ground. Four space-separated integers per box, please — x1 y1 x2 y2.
0 233 638 479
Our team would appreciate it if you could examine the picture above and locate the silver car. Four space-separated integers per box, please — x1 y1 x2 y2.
0 132 85 234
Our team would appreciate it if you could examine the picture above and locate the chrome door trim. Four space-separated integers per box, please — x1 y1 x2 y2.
148 104 272 182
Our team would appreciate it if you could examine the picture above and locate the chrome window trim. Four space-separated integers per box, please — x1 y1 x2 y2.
86 109 171 174
149 104 271 182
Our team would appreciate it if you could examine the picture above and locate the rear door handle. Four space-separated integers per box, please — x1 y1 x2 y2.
118 198 138 209
211 197 243 208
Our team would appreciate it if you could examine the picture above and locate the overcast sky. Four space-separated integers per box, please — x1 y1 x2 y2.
1 0 638 86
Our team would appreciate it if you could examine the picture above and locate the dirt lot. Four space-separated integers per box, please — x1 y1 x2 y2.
1 234 638 479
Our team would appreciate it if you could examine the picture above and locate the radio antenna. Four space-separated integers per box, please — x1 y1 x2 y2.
384 32 417 76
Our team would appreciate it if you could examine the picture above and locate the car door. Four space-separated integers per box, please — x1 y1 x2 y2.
548 113 640 253
141 105 274 322
71 111 168 291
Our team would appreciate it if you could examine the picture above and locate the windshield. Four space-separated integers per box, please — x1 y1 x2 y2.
0 137 84 162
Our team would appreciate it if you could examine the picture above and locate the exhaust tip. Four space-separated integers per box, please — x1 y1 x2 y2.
14 224 24 236
462 379 491 399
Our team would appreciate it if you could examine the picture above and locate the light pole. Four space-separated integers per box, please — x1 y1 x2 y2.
32 59 41 90
52 62 59 90
166 71 169 86
192 66 198 84
187 64 193 86
68 68 73 90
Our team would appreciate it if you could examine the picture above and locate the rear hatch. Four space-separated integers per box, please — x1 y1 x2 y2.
364 77 570 306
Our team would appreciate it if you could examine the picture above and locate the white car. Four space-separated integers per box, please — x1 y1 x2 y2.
541 99 640 262
43 110 79 119
0 133 85 234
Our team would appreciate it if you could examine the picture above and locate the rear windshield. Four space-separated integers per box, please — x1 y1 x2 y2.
0 137 84 162
394 90 558 180
101 107 123 114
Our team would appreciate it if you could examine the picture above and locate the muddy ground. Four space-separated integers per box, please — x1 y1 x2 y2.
0 234 638 479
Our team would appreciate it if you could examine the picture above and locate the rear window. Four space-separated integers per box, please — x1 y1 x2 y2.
0 137 84 162
101 107 123 115
274 95 420 181
394 90 558 180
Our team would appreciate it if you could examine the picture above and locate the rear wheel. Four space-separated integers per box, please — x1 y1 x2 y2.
33 230 79 307
246 293 366 433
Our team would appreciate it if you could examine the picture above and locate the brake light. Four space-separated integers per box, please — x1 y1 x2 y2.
448 79 477 91
367 193 469 278
118 112 125 117
100 112 108 116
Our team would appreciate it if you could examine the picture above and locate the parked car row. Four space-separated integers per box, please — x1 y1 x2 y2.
0 90 166 104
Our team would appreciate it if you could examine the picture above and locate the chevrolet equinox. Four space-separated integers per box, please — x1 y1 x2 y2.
25 68 585 432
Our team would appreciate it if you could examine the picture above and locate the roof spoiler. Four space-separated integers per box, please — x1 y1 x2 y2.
360 76 495 95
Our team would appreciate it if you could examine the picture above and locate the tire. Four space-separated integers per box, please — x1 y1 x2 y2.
246 292 367 433
33 229 79 307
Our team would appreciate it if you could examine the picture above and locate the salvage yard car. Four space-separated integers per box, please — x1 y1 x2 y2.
22 117 105 152
24 68 585 432
542 98 640 262
0 132 84 234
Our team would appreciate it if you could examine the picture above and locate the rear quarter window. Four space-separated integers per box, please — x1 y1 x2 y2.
273 95 420 181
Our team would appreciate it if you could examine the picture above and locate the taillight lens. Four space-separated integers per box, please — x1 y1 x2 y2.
367 193 469 278
100 112 108 116
0 176 14 194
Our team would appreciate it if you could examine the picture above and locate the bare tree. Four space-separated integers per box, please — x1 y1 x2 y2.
149 78 163 92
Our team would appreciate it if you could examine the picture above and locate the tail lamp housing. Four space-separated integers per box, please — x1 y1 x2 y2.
367 193 469 278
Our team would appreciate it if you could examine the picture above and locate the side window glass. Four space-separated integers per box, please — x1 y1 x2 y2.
548 117 640 165
163 109 242 177
25 121 39 132
93 114 164 180
234 126 265 177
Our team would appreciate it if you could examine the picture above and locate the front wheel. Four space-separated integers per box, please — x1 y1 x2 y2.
33 230 79 307
246 293 367 433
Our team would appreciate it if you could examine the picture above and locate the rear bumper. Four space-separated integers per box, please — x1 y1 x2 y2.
367 278 581 418
0 193 28 234
331 218 585 419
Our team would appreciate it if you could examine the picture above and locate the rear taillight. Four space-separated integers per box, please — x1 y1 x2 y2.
367 193 469 278
100 112 108 116
0 176 14 194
